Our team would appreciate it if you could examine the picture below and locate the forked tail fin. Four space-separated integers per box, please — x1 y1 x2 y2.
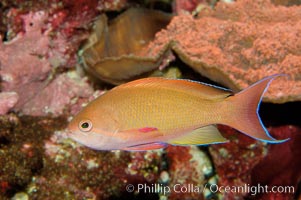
225 75 289 143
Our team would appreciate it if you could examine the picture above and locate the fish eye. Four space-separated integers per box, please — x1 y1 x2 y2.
79 120 93 132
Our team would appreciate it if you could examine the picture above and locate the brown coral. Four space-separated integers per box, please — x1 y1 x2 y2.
81 8 172 84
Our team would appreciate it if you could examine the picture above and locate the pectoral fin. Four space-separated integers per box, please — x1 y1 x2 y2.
168 125 228 145
122 142 167 151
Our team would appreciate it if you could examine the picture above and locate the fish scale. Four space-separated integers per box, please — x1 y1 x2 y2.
107 87 222 132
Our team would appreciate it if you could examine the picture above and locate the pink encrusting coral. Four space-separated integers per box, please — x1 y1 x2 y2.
0 92 19 115
20 72 94 116
0 11 95 116
0 0 128 116
0 11 94 116
0 11 52 110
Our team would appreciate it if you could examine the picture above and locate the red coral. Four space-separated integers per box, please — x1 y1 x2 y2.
0 181 10 193
209 125 267 199
173 0 206 14
125 151 161 184
251 126 301 199
1 0 127 38
166 146 210 200
209 124 301 199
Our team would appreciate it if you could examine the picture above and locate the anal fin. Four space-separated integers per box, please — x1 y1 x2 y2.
122 142 167 151
168 125 228 145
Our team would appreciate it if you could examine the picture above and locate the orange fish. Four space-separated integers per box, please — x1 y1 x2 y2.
67 75 288 151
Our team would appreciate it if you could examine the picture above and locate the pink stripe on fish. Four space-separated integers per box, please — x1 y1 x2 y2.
138 127 158 133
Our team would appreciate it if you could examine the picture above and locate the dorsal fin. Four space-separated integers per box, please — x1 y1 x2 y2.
113 77 232 100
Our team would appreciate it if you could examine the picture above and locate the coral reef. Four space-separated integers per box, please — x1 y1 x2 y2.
0 0 127 39
86 0 301 103
0 1 128 116
210 124 301 199
251 126 301 200
0 114 218 200
0 11 52 110
20 71 94 116
0 0 300 199
0 115 164 199
166 146 213 200
209 125 267 199
0 10 92 116
0 114 66 197
34 141 158 199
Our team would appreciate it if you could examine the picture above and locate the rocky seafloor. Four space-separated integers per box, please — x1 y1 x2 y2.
0 0 301 199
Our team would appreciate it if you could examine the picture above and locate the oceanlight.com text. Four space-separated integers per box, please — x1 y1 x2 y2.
209 183 294 196
125 183 295 196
